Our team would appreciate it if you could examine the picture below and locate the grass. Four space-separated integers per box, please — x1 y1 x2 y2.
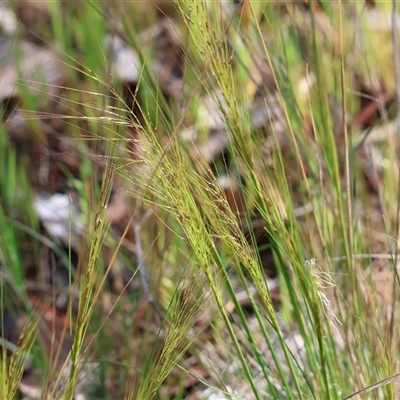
1 0 400 399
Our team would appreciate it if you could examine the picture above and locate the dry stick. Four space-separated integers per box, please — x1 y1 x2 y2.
342 372 400 400
132 221 164 326
389 0 400 345
133 222 153 304
81 209 159 362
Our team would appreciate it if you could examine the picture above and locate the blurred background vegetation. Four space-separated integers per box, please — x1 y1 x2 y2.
1 1 400 399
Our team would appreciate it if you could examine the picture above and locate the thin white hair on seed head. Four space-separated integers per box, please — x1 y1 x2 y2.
305 259 343 346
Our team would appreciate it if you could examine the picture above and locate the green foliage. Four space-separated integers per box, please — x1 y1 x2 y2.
1 1 399 399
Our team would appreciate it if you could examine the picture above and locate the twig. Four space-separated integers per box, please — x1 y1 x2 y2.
0 337 33 372
342 372 400 399
132 221 164 325
132 222 153 304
